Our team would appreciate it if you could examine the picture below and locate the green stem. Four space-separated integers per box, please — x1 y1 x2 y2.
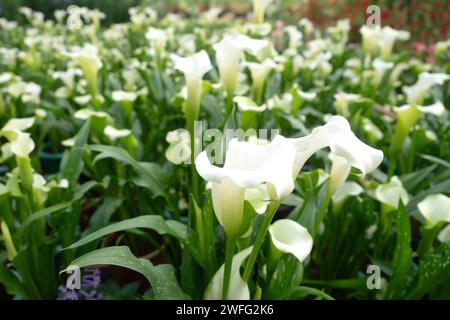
417 226 439 259
222 235 235 300
188 120 200 203
314 189 332 238
221 94 234 132
242 201 280 283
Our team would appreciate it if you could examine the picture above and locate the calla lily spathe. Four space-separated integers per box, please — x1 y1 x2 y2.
196 135 296 237
375 176 409 210
418 194 450 228
269 219 313 263
196 116 383 237
403 72 450 104
377 26 410 59
0 117 35 158
66 44 102 96
171 50 212 122
288 116 384 178
253 0 274 24
214 38 240 97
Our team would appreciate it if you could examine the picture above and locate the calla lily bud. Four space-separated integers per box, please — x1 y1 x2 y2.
253 0 274 24
418 194 450 228
375 176 409 211
171 50 212 123
269 219 313 263
1 220 17 261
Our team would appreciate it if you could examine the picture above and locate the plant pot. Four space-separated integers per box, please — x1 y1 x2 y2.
0 165 9 176
39 143 63 175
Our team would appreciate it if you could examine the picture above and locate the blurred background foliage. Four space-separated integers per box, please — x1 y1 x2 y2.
0 0 448 44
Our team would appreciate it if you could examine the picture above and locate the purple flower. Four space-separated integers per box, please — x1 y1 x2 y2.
58 268 103 300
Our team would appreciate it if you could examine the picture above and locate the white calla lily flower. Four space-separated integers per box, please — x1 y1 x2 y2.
205 246 253 300
253 0 274 24
360 25 381 55
333 92 363 116
375 176 409 210
418 194 450 228
285 26 303 49
74 108 110 120
0 117 35 158
245 185 269 214
403 72 450 104
390 101 446 155
372 58 394 86
171 50 212 121
329 153 351 195
196 135 296 237
145 27 168 51
288 115 384 178
233 96 266 112
230 34 270 57
1 117 35 133
246 60 276 103
66 44 102 95
332 181 364 205
112 90 137 102
214 38 241 97
104 125 132 142
269 219 313 263
438 224 450 243
377 26 410 59
9 131 35 158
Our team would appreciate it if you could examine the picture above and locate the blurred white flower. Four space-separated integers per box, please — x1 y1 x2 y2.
269 219 313 263
418 194 450 228
403 72 450 104
375 176 409 210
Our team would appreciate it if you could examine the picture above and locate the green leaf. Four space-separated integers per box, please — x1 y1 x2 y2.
84 197 124 234
0 262 27 298
89 144 167 199
67 215 187 249
266 255 304 299
58 120 91 197
282 286 335 300
20 181 100 230
385 203 413 299
408 242 450 299
63 246 190 300
420 154 450 169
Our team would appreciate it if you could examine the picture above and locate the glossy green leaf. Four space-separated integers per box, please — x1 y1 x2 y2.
63 246 190 300
67 215 187 249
